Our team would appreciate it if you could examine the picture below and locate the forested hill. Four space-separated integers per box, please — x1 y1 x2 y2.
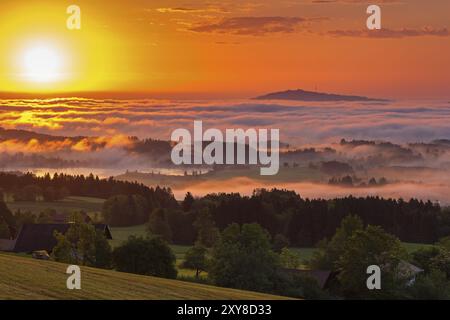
0 126 84 142
0 172 177 207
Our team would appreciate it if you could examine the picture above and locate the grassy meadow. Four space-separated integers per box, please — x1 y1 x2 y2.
6 196 104 215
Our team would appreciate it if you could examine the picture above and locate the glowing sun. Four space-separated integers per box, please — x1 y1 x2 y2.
22 45 64 83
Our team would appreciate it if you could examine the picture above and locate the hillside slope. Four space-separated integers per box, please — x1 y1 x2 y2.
0 253 289 300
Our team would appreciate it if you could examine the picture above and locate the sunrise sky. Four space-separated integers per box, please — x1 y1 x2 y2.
0 0 449 99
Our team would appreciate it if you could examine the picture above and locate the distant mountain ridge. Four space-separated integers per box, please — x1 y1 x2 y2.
0 126 84 142
254 89 387 102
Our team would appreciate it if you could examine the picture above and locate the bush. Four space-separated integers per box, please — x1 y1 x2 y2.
412 246 441 273
52 231 77 264
280 248 301 269
113 236 177 279
407 270 450 300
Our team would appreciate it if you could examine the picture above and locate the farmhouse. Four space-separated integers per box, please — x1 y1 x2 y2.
389 260 424 286
2 223 112 253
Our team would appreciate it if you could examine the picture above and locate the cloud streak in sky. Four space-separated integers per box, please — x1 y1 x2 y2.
311 0 398 3
189 16 325 35
328 27 450 38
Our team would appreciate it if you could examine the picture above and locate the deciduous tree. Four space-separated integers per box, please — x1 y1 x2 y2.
209 223 279 292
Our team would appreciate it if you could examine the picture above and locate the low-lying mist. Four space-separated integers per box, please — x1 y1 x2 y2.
1 97 449 204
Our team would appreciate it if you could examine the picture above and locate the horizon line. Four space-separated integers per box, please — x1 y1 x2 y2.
0 90 257 100
0 90 447 101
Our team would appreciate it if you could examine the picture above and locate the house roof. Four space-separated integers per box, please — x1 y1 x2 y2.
282 269 333 289
13 223 112 253
396 260 424 279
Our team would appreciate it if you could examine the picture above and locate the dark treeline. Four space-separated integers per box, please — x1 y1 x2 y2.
168 189 447 247
0 172 177 209
1 171 448 247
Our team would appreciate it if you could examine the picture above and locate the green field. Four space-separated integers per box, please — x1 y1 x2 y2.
0 253 290 300
402 242 435 253
6 196 104 215
109 224 147 248
290 247 319 264
110 225 190 257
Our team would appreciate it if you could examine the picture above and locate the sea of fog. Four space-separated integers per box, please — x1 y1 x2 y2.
1 98 449 144
1 98 450 204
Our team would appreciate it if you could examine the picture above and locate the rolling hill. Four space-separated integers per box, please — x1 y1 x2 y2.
0 253 290 300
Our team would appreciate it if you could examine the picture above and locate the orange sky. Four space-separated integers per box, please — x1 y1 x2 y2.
0 0 449 99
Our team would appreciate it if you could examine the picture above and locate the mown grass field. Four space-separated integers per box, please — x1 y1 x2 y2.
0 253 290 300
